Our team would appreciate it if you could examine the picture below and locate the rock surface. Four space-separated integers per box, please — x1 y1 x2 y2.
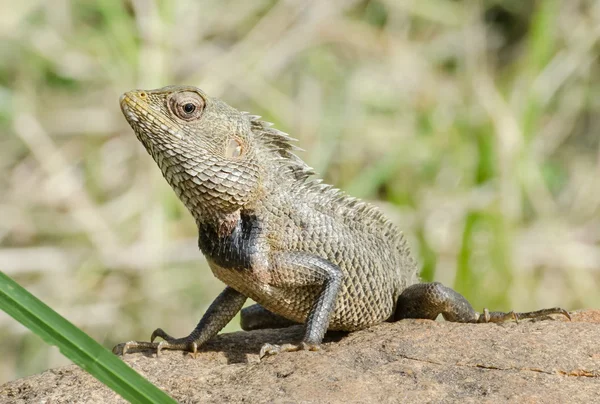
2 310 599 403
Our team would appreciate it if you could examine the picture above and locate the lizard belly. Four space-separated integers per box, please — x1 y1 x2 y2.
207 260 394 331
208 260 317 325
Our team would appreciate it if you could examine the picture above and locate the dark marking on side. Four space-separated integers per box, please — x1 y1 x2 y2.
198 212 261 270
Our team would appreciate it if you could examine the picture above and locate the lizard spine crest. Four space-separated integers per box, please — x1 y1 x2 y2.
248 115 404 244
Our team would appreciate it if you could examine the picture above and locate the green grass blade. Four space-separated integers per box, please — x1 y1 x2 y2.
0 271 176 404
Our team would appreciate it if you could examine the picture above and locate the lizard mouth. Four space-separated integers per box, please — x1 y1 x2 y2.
119 92 141 124
119 91 184 140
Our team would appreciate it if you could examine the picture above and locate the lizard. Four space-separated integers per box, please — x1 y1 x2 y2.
115 85 570 358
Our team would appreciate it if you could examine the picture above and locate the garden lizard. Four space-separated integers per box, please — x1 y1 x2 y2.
115 85 569 358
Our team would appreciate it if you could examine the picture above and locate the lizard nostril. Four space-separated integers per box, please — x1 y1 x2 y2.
139 91 147 98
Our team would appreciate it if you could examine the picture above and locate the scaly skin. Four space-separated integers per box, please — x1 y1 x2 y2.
114 86 570 358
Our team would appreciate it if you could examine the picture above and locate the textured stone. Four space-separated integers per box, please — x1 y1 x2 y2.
1 310 599 403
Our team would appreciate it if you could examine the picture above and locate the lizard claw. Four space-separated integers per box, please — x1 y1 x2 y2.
151 328 176 343
112 342 125 355
259 342 321 360
188 342 199 359
156 340 167 357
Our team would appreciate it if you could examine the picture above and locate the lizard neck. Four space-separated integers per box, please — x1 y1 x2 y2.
193 208 241 238
196 210 262 270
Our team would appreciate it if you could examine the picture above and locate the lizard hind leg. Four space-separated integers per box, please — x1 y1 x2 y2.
240 304 299 331
394 282 571 323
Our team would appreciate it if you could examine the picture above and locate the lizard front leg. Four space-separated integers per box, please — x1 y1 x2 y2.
259 251 343 359
394 282 570 323
113 286 246 357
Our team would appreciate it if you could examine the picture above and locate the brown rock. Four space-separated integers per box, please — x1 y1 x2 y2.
2 310 599 403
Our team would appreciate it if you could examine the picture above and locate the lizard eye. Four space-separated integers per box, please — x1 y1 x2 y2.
183 103 196 114
168 91 205 121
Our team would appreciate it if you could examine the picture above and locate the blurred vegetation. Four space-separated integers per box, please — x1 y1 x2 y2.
0 273 176 402
1 0 599 383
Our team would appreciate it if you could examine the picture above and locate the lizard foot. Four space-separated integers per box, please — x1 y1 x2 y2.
259 342 321 359
112 328 199 358
477 307 571 323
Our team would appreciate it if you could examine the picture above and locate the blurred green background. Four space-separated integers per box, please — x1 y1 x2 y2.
1 0 599 383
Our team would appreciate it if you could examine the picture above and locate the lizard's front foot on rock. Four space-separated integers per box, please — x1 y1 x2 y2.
259 342 321 359
112 328 199 357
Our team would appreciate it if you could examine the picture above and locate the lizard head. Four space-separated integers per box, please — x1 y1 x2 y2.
120 85 263 221
120 85 310 223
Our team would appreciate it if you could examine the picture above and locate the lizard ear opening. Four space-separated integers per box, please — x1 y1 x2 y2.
225 138 244 158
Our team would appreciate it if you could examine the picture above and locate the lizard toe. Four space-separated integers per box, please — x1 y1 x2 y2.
113 340 160 356
259 342 321 359
259 343 281 359
150 328 176 343
155 338 198 357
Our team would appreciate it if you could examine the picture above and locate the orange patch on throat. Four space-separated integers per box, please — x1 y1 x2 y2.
217 210 241 237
